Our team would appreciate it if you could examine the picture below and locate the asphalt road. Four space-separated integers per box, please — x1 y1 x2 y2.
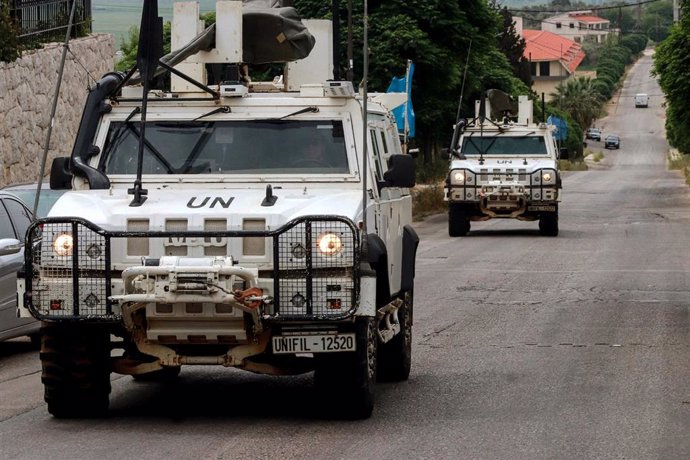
1 51 688 459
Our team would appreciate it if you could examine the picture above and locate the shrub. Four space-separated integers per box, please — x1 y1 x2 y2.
411 184 446 221
0 2 19 62
592 79 613 99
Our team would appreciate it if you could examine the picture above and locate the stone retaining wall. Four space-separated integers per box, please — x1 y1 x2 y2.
0 34 115 187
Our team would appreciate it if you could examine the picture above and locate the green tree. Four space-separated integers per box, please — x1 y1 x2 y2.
550 76 604 130
0 1 19 62
492 1 531 88
294 0 529 159
652 0 690 154
599 4 636 34
642 0 673 42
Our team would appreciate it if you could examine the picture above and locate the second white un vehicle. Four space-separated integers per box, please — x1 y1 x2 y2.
445 93 564 237
19 1 418 420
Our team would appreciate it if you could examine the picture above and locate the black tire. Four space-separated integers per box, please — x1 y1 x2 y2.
539 212 559 237
448 204 470 237
29 333 42 348
314 317 377 419
40 322 111 418
377 290 413 382
132 366 181 382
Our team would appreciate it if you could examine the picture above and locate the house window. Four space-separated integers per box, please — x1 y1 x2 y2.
531 62 537 76
539 61 550 76
556 22 562 28
569 23 575 28
574 36 581 43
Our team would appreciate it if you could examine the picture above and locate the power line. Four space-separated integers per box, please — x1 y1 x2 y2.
508 0 663 14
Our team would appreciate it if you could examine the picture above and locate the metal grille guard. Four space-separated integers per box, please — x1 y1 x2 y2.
447 167 560 198
24 215 360 322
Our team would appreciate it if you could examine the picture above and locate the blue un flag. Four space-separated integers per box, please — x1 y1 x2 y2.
386 63 416 139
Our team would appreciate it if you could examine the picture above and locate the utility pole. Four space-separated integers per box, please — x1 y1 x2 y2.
673 0 679 23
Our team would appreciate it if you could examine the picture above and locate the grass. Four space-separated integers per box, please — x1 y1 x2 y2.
668 149 690 185
412 184 446 221
559 159 589 170
590 151 605 162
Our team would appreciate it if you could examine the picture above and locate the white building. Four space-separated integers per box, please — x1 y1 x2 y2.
541 10 611 44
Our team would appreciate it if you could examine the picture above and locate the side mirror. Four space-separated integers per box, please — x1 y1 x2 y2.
407 148 420 158
0 238 22 257
50 157 73 190
559 148 570 160
383 154 416 188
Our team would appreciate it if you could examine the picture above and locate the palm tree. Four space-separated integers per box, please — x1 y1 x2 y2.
551 76 605 130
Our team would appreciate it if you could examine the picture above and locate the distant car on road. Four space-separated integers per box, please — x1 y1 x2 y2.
0 191 39 343
586 128 602 141
604 134 621 149
635 93 649 108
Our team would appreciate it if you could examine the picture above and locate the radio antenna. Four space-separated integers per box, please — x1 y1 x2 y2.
361 0 369 246
33 0 78 219
448 40 472 157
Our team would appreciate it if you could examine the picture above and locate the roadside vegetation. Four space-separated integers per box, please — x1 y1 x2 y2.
668 150 690 185
560 159 589 170
653 0 690 156
0 2 19 62
587 151 605 163
0 2 91 63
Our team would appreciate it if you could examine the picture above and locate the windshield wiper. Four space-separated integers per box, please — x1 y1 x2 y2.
193 106 230 121
262 106 319 121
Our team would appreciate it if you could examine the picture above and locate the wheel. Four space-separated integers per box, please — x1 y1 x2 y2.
40 322 111 418
448 203 470 237
132 366 181 382
314 317 377 419
29 333 42 348
377 290 413 382
539 212 559 237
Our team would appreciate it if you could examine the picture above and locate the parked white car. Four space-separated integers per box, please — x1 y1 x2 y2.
0 191 39 343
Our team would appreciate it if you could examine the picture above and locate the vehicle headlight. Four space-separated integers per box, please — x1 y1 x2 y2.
542 172 552 183
317 233 343 256
451 170 469 185
53 233 73 256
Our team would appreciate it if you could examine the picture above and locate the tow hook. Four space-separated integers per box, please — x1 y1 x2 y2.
233 287 267 310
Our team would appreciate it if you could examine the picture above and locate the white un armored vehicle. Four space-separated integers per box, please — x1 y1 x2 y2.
445 92 563 237
19 1 418 420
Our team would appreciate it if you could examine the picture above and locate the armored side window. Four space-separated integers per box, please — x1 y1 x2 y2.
369 129 384 181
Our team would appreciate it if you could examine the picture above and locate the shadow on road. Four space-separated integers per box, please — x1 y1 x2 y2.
0 338 40 359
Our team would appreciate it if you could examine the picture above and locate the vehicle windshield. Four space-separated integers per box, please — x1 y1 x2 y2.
461 135 549 156
100 119 349 175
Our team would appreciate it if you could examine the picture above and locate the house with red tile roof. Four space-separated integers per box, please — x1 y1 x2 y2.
522 29 586 101
542 10 612 44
